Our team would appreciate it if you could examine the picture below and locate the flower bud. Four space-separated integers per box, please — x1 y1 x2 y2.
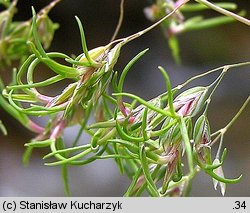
173 86 208 117
160 117 192 150
76 46 107 77
131 97 161 126
143 4 160 21
78 46 106 64
34 0 61 49
193 115 212 164
193 115 211 149
105 43 122 72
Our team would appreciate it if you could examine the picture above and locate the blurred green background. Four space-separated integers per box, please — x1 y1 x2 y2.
0 0 249 196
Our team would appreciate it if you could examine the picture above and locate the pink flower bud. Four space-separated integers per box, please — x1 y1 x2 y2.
193 115 211 150
131 97 161 125
173 87 208 117
193 115 212 164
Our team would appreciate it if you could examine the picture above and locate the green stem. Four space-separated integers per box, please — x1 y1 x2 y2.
110 0 189 46
113 92 173 117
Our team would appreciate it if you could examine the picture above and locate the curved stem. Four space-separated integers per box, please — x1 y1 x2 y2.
110 0 125 42
211 96 250 140
195 0 250 26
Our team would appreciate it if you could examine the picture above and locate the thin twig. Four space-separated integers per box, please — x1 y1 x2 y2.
195 0 250 26
110 0 125 42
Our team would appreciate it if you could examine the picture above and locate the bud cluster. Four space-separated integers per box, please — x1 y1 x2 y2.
0 0 60 67
0 0 247 197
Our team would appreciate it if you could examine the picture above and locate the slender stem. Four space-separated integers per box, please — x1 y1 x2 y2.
195 0 250 26
223 96 250 131
111 0 189 46
210 132 221 147
204 69 227 114
159 62 250 100
124 167 143 197
211 96 250 138
110 0 125 42
38 0 62 15
210 96 250 149
179 62 250 90
216 134 224 159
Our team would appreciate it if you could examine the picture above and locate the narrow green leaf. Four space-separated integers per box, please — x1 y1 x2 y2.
118 48 149 92
181 3 237 12
113 92 173 117
43 144 91 160
61 165 71 196
112 143 124 174
124 167 143 197
142 107 149 140
75 16 95 65
139 145 159 197
45 148 93 166
183 14 243 32
168 36 181 65
7 75 64 90
22 146 33 166
158 66 176 117
206 169 242 184
31 7 48 58
25 139 54 148
116 121 144 142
